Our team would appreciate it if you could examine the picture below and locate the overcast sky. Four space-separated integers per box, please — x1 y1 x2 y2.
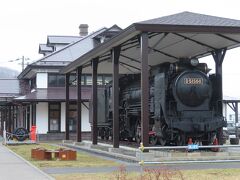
1 0 240 97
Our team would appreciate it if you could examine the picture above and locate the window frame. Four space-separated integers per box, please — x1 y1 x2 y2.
48 102 61 133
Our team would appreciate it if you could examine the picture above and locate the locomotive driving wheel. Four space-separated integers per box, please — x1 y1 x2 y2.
13 127 29 141
159 138 166 146
216 128 224 145
149 134 158 146
176 133 185 146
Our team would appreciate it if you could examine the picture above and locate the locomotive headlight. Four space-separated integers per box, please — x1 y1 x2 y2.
190 58 199 67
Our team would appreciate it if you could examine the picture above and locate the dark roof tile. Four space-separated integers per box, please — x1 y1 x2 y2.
14 87 93 102
137 11 240 27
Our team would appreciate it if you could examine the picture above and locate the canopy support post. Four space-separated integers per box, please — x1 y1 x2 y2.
112 46 121 148
65 73 70 140
141 32 149 149
77 66 82 142
92 58 98 145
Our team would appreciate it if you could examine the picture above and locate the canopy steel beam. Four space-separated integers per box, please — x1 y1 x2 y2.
141 32 149 149
174 33 216 50
150 33 168 51
112 46 121 148
121 43 139 52
150 47 178 60
120 54 141 64
228 103 235 111
82 102 89 110
92 58 98 145
65 73 70 140
119 61 141 71
77 66 82 142
216 34 240 44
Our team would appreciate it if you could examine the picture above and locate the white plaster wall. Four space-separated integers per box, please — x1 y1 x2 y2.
61 102 66 132
36 102 48 134
36 73 48 88
223 103 227 121
60 102 90 132
82 102 90 131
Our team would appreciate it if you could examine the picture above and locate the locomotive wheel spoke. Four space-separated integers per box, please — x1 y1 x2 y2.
136 135 141 144
159 138 166 146
149 136 158 146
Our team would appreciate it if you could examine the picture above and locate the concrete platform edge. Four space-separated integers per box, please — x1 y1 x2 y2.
62 143 138 163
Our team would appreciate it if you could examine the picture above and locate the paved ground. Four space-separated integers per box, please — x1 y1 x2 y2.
43 162 240 174
42 143 240 175
0 142 54 180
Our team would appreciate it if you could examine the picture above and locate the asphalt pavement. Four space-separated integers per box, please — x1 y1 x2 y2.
0 142 54 180
43 162 240 174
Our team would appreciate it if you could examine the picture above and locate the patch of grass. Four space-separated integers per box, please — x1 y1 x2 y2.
182 169 240 180
53 173 113 180
7 143 119 168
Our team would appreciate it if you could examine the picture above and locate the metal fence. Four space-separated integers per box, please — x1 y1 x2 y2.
138 142 240 171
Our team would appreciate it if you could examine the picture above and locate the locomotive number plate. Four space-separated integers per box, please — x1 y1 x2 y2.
184 78 203 85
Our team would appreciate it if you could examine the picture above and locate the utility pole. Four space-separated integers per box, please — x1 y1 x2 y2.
8 56 30 71
21 56 24 71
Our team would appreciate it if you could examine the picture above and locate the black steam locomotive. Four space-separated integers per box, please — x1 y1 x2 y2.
96 58 226 145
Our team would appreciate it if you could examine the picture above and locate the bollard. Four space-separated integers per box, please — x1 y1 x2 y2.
138 142 145 176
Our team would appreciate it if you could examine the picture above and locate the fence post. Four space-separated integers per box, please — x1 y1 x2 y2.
139 142 145 176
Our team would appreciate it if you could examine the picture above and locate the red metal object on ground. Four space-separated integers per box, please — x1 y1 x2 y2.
188 138 193 145
59 149 77 160
30 126 37 141
211 138 219 152
31 148 46 160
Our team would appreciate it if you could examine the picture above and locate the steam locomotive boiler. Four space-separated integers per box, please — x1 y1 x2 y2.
97 58 226 146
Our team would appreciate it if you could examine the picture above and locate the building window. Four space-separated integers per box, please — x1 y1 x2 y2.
69 74 85 86
48 74 65 87
48 73 112 87
30 77 36 89
69 103 77 132
103 75 112 85
86 75 92 85
97 75 103 85
48 103 61 132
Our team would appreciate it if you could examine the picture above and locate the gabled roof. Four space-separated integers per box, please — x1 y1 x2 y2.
38 44 54 54
18 27 109 79
61 11 240 74
47 36 82 45
0 79 20 98
94 25 122 39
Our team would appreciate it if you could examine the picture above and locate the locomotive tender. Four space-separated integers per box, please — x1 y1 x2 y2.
97 58 226 145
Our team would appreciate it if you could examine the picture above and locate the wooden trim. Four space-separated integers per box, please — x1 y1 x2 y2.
48 102 61 133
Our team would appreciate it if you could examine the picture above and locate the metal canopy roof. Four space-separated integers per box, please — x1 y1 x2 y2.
61 12 240 74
